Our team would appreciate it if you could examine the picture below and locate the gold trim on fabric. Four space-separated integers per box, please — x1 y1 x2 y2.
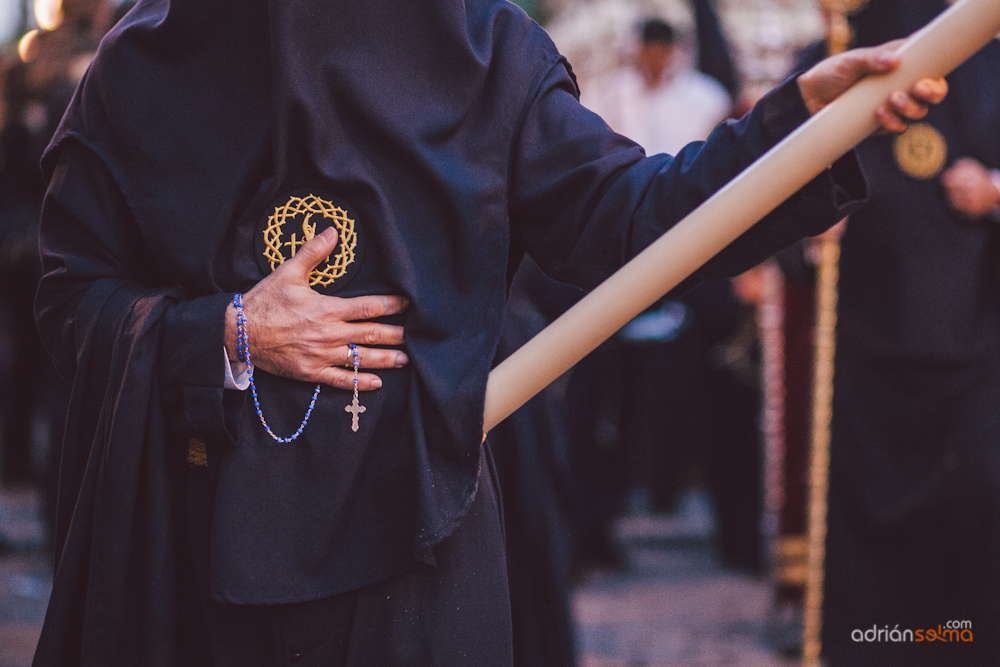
187 437 208 467
777 536 809 585
776 535 809 559
803 237 841 665
778 563 809 586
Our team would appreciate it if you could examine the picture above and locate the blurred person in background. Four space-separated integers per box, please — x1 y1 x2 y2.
690 0 740 107
0 49 21 551
765 10 845 646
821 0 1000 664
577 12 764 574
693 274 767 573
491 258 581 667
582 17 732 158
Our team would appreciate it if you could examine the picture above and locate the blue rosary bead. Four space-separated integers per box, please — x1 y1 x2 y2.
233 292 322 444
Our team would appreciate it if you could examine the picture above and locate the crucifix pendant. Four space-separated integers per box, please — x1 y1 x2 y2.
345 396 366 432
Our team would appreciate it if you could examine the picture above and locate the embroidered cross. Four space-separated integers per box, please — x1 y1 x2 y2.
283 232 306 258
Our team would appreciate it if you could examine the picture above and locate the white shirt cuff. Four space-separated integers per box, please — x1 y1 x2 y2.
990 170 1000 222
223 347 250 391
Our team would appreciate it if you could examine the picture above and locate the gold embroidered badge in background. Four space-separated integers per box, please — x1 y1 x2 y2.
263 194 357 287
894 123 948 180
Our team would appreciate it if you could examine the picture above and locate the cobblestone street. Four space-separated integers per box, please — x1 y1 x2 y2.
0 487 50 667
575 533 797 667
0 486 796 667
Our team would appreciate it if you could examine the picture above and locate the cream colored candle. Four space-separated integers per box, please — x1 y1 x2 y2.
484 0 1000 432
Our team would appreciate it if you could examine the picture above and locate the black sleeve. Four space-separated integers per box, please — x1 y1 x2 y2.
35 138 237 444
508 60 866 291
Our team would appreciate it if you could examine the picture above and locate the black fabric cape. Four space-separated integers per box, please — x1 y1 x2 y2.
35 0 866 663
33 280 187 666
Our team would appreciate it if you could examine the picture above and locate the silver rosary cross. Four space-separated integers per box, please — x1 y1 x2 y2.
345 395 366 432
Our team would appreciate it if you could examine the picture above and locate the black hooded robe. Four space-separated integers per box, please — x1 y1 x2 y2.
33 1 865 665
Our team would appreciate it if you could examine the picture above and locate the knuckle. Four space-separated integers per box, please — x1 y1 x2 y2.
290 247 316 267
324 370 350 390
371 349 393 368
322 297 346 320
364 324 381 345
359 297 384 321
360 374 382 391
343 297 367 320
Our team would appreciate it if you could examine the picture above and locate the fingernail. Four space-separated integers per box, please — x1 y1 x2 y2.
879 53 896 67
396 352 409 367
371 378 382 389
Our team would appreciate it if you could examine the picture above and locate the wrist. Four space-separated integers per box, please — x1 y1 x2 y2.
989 170 1000 210
796 73 825 117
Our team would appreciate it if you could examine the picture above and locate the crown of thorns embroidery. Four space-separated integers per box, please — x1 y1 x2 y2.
263 194 357 287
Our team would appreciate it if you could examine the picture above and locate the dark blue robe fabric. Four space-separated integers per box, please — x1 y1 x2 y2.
34 0 865 664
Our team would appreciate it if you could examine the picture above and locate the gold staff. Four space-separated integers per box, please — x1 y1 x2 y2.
802 2 868 664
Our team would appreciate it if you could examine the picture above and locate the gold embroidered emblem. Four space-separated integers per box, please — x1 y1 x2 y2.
894 123 948 180
262 194 357 287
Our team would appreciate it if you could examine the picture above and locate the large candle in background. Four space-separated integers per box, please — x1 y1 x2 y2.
484 0 1000 433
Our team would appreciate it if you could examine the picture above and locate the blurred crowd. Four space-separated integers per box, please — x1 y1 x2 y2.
494 2 819 665
494 2 1000 666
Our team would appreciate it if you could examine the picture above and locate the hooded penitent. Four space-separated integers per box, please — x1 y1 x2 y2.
34 0 865 664
824 2 1000 665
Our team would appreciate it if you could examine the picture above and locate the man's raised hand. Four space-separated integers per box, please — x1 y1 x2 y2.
225 226 409 390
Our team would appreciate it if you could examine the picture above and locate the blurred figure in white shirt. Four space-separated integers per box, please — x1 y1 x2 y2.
583 17 732 156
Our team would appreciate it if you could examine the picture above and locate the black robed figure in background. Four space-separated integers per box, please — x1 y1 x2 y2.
823 1 1000 665
31 0 943 664
491 258 580 667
